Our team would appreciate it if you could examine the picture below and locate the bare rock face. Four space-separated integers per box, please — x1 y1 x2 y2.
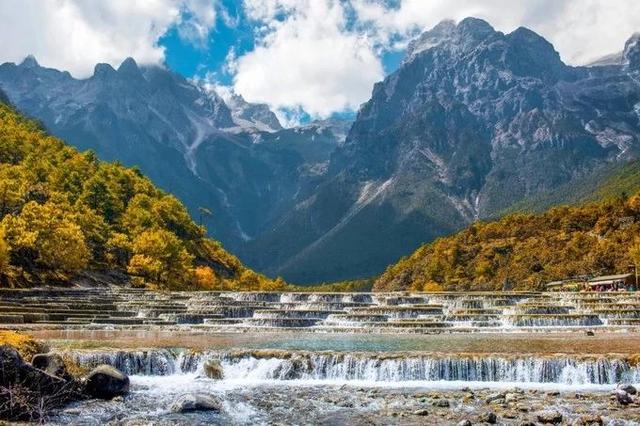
83 365 129 399
623 33 640 71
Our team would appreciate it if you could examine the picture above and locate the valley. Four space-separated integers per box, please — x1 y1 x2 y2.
2 19 640 283
1 11 640 425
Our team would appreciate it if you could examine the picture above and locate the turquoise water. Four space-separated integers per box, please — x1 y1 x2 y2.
34 329 640 355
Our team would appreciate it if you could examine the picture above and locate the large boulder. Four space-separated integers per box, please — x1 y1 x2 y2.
202 359 224 380
32 353 71 380
170 393 222 413
83 365 129 399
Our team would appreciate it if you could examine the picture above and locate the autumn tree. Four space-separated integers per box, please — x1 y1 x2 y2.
127 229 194 288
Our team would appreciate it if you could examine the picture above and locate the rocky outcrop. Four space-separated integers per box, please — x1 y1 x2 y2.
31 352 72 381
0 345 78 421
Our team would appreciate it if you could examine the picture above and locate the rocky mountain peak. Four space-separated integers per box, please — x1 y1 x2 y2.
404 19 455 62
93 63 117 79
117 57 144 80
19 55 39 69
456 17 495 40
623 33 640 70
504 26 566 82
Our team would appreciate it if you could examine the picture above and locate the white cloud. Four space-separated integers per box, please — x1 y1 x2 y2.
228 0 640 120
232 0 383 119
0 0 218 78
350 0 640 65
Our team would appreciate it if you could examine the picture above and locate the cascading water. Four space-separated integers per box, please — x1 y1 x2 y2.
62 349 640 386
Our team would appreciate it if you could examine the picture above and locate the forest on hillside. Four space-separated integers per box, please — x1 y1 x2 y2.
375 194 640 292
0 101 282 291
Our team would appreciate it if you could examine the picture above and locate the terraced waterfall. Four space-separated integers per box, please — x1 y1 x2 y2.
2 288 640 424
2 288 640 332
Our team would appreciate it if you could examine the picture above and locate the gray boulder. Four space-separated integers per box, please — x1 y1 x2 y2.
83 365 129 399
170 393 222 413
478 411 497 424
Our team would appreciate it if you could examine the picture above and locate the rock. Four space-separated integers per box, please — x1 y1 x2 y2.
478 411 497 424
0 345 23 386
504 392 520 403
612 389 633 405
413 408 429 416
0 345 77 420
518 422 536 426
536 410 563 424
170 393 222 413
83 365 129 399
575 414 603 426
31 352 71 380
485 392 506 404
457 420 472 426
433 399 450 408
585 330 595 336
618 384 637 395
202 359 224 380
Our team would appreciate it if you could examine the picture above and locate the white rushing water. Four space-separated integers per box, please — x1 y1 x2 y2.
65 349 640 388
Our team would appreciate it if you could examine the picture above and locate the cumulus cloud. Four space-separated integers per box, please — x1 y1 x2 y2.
232 0 383 119
226 0 639 120
0 0 217 77
350 0 640 64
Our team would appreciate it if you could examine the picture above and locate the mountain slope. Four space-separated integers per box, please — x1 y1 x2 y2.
244 19 640 283
373 190 640 292
502 160 640 215
0 57 348 273
0 100 278 290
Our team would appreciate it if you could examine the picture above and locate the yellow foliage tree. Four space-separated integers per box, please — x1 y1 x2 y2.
127 229 194 288
193 266 219 290
0 101 279 290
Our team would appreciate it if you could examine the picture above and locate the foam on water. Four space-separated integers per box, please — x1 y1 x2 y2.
65 349 640 388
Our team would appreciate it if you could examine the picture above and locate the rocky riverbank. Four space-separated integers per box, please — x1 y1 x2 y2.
49 382 640 425
0 343 130 422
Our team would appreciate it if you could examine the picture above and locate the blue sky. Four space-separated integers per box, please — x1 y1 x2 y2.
1 1 639 126
161 0 405 85
158 0 406 124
